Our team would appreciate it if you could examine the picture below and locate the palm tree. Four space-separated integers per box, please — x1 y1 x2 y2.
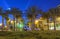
1 14 4 31
4 13 9 30
0 7 4 31
37 9 44 30
42 12 51 30
10 8 22 31
26 6 39 30
1 13 6 31
49 8 57 30
0 7 5 31
27 13 33 29
26 6 43 30
15 9 22 22
15 11 22 31
56 5 60 17
4 9 11 31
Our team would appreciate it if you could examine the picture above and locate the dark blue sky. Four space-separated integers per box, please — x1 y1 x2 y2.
0 0 60 11
0 0 60 24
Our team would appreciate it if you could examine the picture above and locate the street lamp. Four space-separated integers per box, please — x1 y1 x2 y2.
35 20 39 24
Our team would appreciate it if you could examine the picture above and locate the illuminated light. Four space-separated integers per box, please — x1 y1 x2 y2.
56 17 60 21
51 22 54 25
11 20 14 23
49 27 54 30
40 17 42 19
8 29 11 31
35 20 39 24
17 22 24 28
19 23 24 28
15 21 16 22
20 23 24 28
0 23 2 26
16 22 24 31
5 26 7 28
56 26 60 30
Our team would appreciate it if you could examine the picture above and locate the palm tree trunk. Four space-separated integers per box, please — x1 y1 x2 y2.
32 16 35 30
54 19 56 30
47 19 49 30
13 17 15 31
53 17 56 30
2 17 4 31
6 20 9 31
15 18 17 31
31 18 33 30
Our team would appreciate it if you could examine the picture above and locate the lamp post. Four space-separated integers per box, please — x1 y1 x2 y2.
35 20 39 30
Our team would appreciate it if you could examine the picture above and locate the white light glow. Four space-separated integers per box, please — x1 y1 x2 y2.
35 20 39 24
11 20 14 23
0 23 2 26
50 27 54 30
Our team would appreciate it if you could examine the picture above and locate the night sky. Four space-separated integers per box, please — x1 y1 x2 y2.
0 0 60 24
0 0 60 11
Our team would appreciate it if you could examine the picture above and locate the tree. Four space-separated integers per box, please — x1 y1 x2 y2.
0 7 4 31
37 9 43 30
10 8 22 31
15 10 22 31
42 12 51 30
4 12 9 30
49 8 57 30
26 6 39 30
27 13 33 29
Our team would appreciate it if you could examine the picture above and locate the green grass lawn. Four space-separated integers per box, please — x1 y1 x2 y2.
0 30 60 39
